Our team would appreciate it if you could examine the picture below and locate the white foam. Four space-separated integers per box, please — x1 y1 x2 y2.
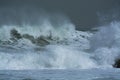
0 44 97 70
90 21 120 67
0 18 93 69
1 18 120 69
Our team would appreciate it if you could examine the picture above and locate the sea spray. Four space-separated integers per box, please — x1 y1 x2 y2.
1 15 120 69
90 21 120 67
0 15 93 69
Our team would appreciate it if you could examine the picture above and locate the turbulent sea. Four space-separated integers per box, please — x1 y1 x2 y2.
0 69 120 80
0 15 120 80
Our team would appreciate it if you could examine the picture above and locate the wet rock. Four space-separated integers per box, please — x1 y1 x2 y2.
22 34 35 43
36 36 50 46
23 34 50 46
113 59 120 68
10 29 50 46
10 29 22 40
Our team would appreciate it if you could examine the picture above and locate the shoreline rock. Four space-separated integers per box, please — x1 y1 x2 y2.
113 59 120 68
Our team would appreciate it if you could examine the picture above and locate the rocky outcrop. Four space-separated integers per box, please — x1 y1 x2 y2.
113 59 120 68
10 29 50 46
35 36 50 46
22 34 50 46
10 29 22 40
22 34 35 43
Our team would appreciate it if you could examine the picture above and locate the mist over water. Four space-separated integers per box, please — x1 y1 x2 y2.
0 0 120 30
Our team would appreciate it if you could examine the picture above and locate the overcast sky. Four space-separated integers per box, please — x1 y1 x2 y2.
0 0 120 30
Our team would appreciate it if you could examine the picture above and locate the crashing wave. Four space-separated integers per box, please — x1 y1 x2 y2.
1 15 120 69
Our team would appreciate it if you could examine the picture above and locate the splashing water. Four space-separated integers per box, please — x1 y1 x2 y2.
0 14 120 70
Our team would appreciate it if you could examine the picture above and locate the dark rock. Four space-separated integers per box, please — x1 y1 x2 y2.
36 36 50 46
22 34 35 43
10 29 22 40
10 29 50 46
113 59 120 68
23 34 50 46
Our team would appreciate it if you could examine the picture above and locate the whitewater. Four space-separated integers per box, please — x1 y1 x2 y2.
1 19 120 69
0 14 120 80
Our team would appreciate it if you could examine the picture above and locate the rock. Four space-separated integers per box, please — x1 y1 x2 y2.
113 59 120 68
10 29 50 46
23 34 50 46
35 36 50 46
22 34 35 43
10 29 22 40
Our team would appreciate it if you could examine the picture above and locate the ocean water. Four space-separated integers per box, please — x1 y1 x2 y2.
0 69 120 80
0 13 120 79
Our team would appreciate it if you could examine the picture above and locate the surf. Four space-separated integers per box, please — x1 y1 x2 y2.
0 13 120 69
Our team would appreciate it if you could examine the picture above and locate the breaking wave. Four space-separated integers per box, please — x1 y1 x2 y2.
0 14 120 69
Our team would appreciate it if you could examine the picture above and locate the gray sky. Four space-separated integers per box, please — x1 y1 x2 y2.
0 0 120 30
